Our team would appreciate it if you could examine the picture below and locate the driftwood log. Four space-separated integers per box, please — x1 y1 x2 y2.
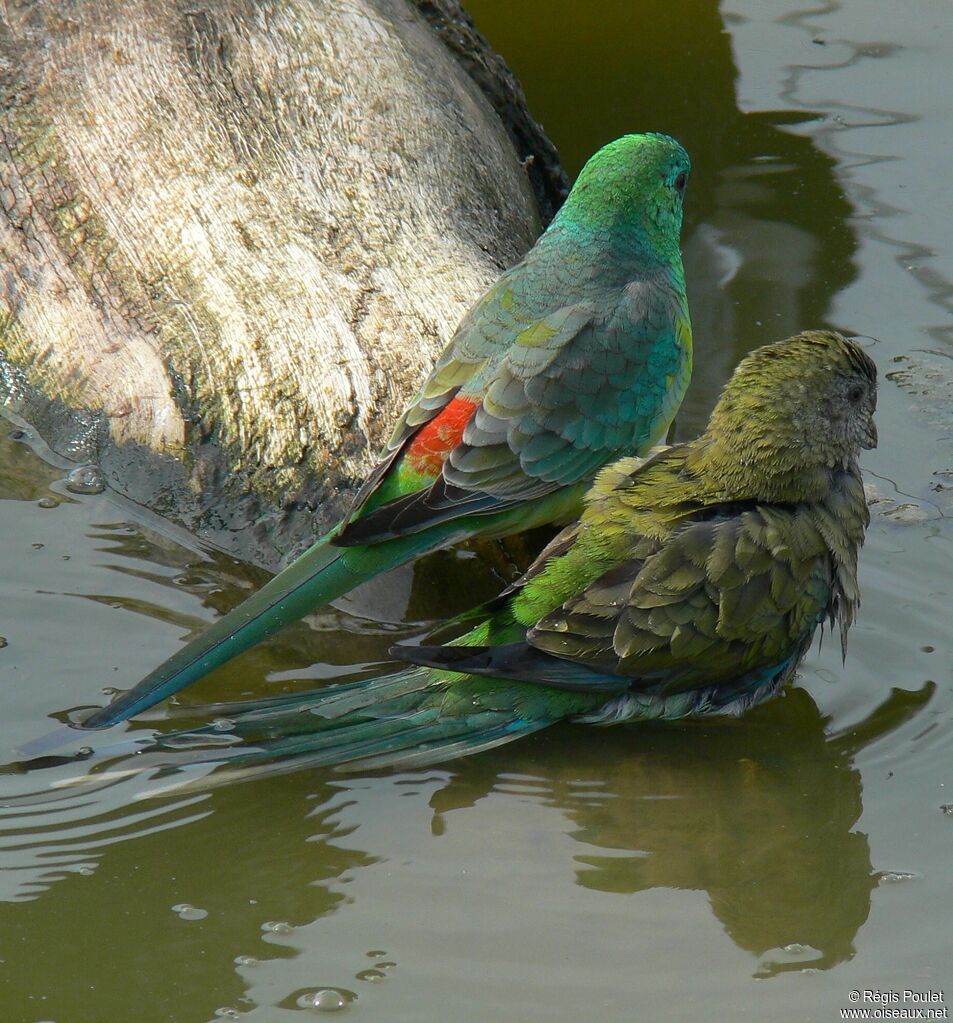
0 0 565 565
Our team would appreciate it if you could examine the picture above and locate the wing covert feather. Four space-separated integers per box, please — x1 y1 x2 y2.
528 505 834 694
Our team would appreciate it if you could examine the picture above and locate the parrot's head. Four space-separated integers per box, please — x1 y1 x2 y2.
699 331 878 499
556 133 691 256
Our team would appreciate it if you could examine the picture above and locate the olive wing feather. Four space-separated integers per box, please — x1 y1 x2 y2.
399 505 834 696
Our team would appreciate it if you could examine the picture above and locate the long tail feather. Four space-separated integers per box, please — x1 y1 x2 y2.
81 526 463 730
59 668 555 792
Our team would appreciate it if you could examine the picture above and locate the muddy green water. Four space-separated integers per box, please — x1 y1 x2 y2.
2 2 952 1020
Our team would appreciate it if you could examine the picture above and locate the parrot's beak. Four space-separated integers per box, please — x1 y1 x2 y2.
863 417 878 450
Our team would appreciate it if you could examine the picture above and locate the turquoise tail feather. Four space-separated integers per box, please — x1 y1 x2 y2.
80 489 583 731
81 527 464 730
69 668 556 789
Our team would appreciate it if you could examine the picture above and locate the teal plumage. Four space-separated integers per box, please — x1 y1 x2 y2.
83 132 693 729
132 330 877 780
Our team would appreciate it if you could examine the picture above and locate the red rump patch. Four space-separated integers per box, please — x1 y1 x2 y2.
404 397 479 476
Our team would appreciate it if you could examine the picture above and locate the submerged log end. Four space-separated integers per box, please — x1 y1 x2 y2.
0 0 561 566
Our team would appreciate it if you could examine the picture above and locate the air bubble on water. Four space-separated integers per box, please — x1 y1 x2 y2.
941 804 953 815
878 870 918 884
32 542 44 549
172 903 209 920
213 1009 241 1019
234 955 261 967
755 943 823 976
211 718 236 732
65 463 106 495
0 638 7 649
365 950 387 958
297 989 353 1012
38 497 58 509
355 969 386 983
261 920 293 935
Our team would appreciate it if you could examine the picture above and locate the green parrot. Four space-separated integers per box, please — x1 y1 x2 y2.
83 132 693 729
138 329 877 779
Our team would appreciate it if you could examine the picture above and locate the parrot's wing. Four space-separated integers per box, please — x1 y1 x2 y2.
400 505 834 696
338 280 687 544
339 314 498 525
530 504 834 693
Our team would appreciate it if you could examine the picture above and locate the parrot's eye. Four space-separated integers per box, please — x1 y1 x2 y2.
674 171 688 194
847 383 865 404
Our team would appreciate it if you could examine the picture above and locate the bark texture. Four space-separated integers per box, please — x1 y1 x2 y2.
0 0 559 564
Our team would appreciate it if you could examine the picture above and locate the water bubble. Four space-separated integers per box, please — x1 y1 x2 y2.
65 463 106 495
214 1009 241 1020
754 943 823 977
234 955 261 967
878 870 918 885
365 950 387 958
941 804 953 815
31 542 44 549
211 718 236 732
172 903 209 920
261 921 293 935
8 429 27 441
297 989 353 1012
355 968 388 982
0 638 7 649
38 496 59 509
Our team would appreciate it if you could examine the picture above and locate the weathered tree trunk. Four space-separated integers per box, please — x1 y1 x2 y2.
0 0 565 565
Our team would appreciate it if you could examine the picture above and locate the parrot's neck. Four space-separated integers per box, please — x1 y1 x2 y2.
541 202 683 273
687 429 857 505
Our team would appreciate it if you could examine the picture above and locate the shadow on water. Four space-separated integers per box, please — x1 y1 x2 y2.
0 679 930 1022
466 0 858 436
11 2 943 1021
0 769 376 1020
425 683 932 977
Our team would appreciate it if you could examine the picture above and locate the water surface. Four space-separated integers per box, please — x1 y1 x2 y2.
2 2 952 1020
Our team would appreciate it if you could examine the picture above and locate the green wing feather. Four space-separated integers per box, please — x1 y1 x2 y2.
401 502 835 698
529 506 834 693
339 274 689 544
